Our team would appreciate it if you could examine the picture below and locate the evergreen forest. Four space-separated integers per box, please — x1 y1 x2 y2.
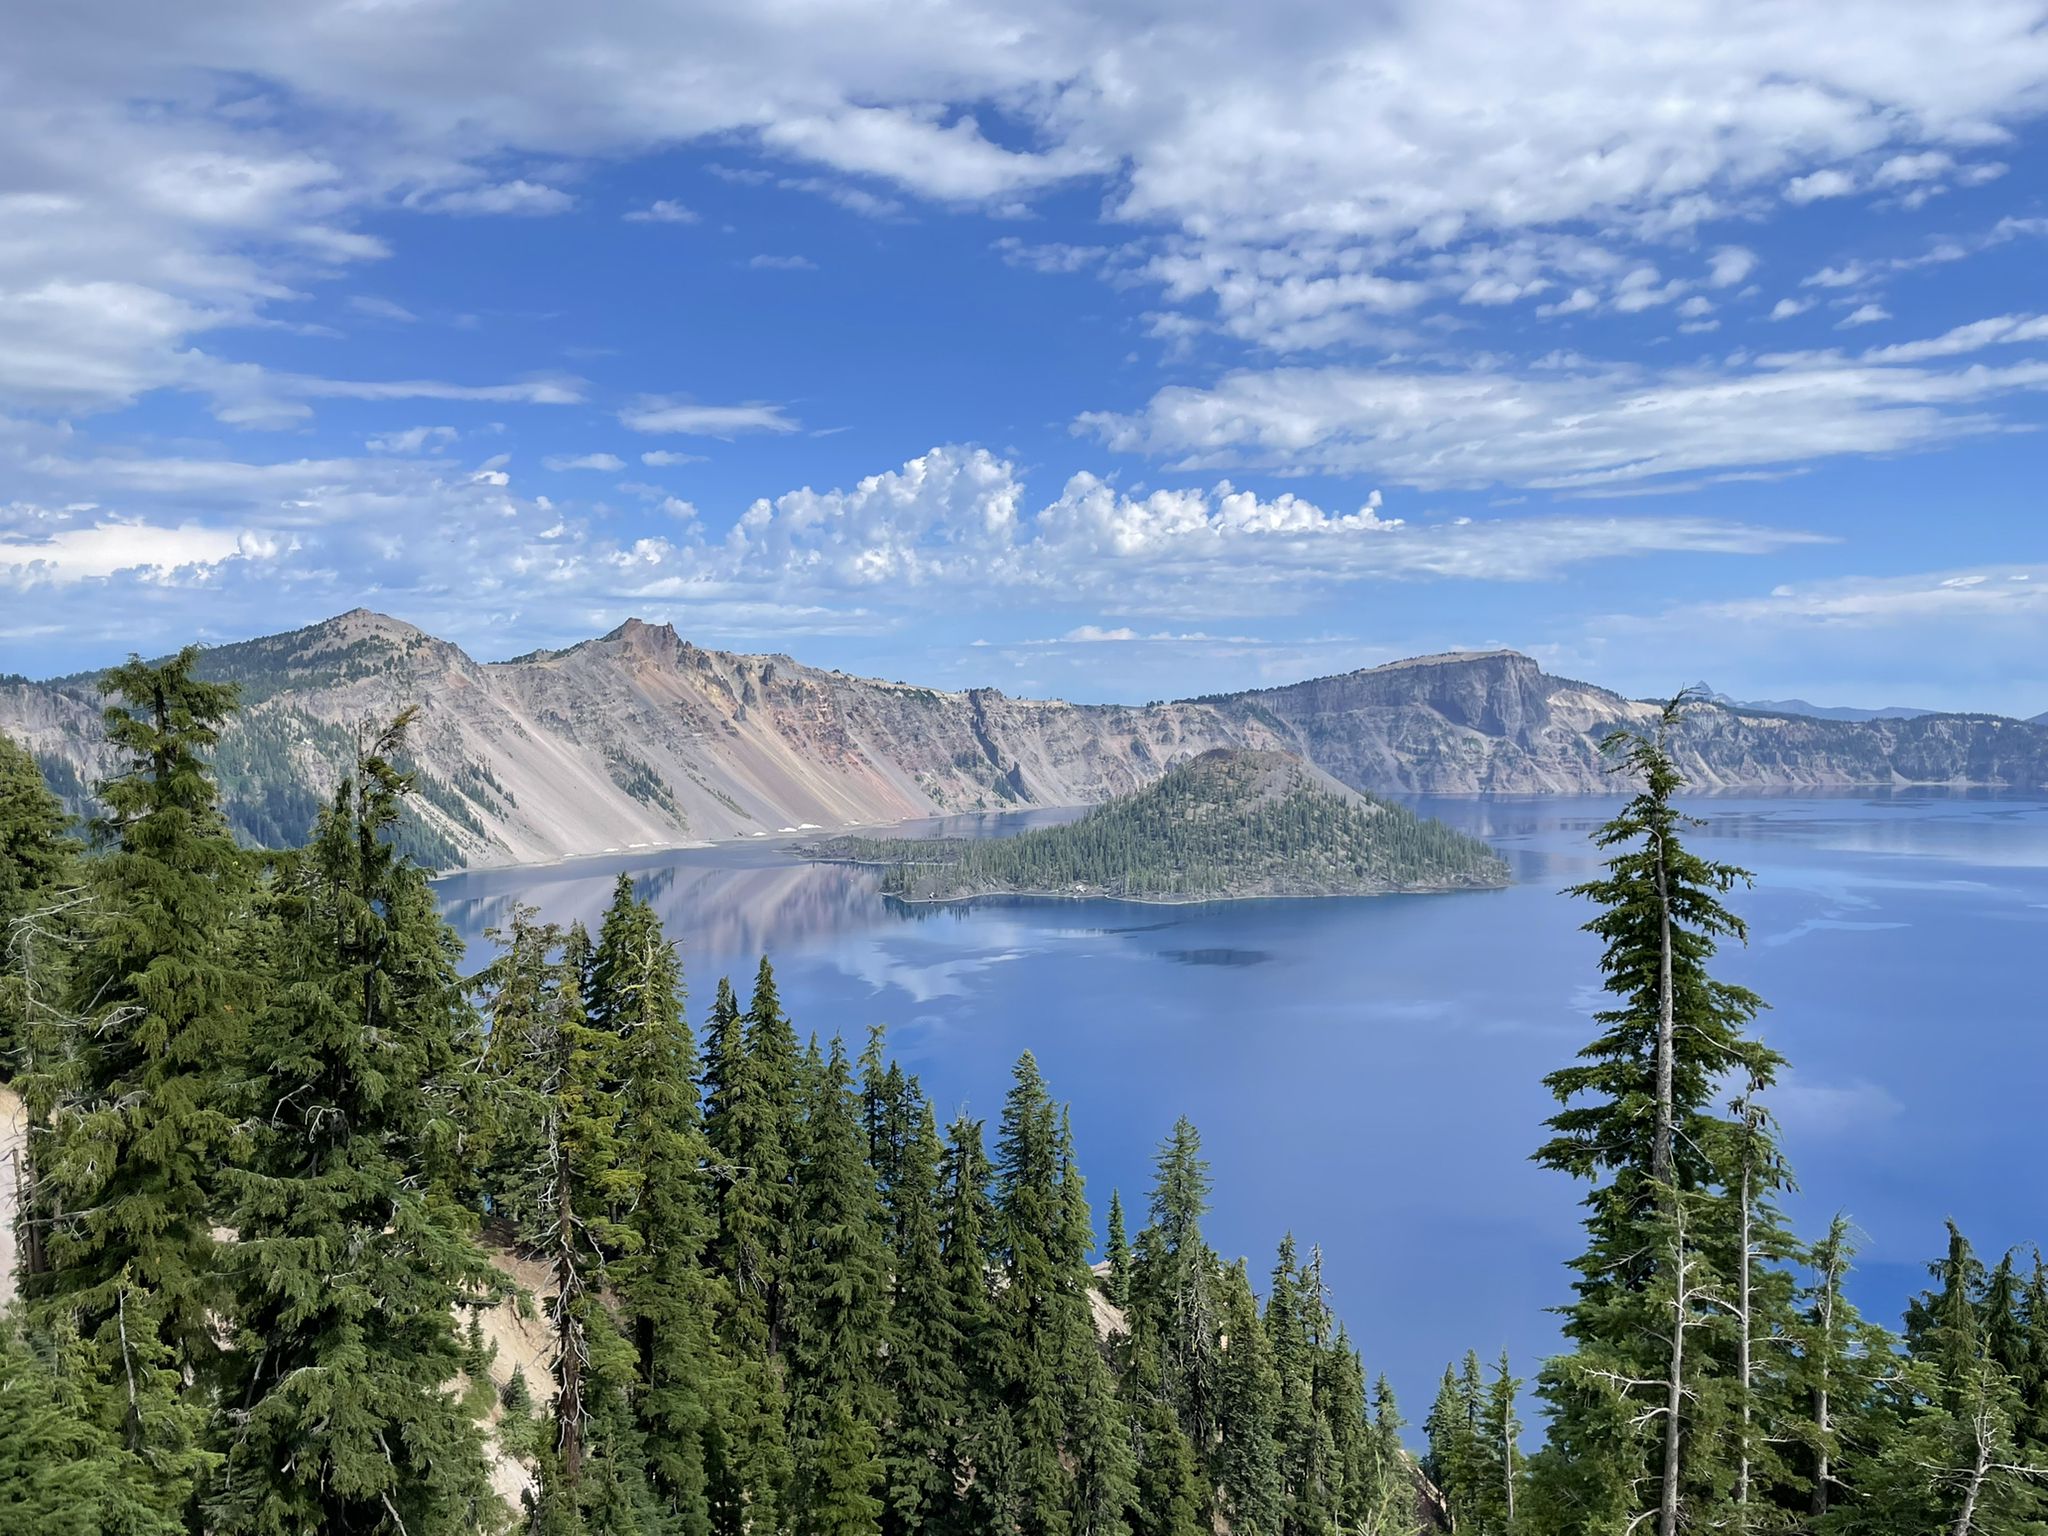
4 653 2047 1535
813 748 1508 902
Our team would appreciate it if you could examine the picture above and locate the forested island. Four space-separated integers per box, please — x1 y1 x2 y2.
807 748 1510 902
5 654 2048 1536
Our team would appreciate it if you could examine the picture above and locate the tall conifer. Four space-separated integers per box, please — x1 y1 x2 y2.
31 650 250 1503
211 714 498 1534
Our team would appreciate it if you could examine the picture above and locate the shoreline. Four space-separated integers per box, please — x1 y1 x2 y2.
870 879 1512 909
429 780 2048 880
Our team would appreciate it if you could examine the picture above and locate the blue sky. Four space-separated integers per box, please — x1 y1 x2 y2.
3 1 2046 712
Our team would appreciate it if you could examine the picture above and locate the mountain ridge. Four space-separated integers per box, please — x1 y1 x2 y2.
6 610 2046 869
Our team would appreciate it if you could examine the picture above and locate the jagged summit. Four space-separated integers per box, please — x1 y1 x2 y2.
8 615 2047 871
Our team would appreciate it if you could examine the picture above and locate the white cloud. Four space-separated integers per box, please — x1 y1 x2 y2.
624 199 697 223
417 180 575 217
294 375 585 404
0 511 265 587
1682 565 2048 628
640 449 706 467
749 254 817 270
1770 297 1814 320
1837 303 1892 328
542 452 626 471
349 295 417 322
0 441 1835 661
1078 322 2048 489
1707 247 1759 287
1861 313 2048 363
4 0 2046 430
366 425 457 453
1873 150 1954 185
619 399 801 436
1803 263 1871 289
1785 168 1857 203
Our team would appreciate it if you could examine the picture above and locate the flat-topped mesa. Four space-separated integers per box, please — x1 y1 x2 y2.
1245 647 1579 743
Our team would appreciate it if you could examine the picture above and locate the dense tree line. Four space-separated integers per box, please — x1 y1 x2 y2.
0 656 1422 1534
4 659 2046 1533
818 749 1507 902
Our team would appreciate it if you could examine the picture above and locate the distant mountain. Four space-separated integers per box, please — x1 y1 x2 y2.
1693 685 1939 723
7 610 2048 869
808 747 1511 902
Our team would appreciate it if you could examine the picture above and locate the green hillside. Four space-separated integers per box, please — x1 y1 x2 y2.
813 747 1510 901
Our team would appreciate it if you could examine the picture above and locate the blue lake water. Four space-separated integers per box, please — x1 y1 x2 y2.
435 791 2048 1419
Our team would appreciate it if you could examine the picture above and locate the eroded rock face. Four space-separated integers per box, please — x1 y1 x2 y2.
7 614 2045 869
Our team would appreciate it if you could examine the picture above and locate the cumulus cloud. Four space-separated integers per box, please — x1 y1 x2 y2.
0 443 1830 658
0 513 264 587
1707 247 1759 287
1785 168 1857 204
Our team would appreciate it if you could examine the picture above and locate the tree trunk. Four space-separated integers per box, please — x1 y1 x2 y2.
1736 1155 1753 1519
1950 1404 1992 1536
552 1118 585 1482
1502 1415 1516 1529
1812 1263 1835 1520
1652 833 1675 1188
1659 1208 1686 1536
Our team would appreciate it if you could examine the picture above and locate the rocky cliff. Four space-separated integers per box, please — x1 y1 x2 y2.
5 612 2044 868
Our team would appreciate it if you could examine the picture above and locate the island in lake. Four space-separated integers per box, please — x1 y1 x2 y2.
804 747 1512 902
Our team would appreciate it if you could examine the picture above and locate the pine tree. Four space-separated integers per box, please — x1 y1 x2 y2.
1833 1226 2048 1534
1790 1215 1894 1525
1532 694 1781 1536
1105 1190 1132 1313
1129 1397 1205 1536
1479 1352 1522 1535
2 733 81 1286
881 1101 968 1536
1060 1108 1135 1536
209 714 499 1534
0 731 75 1086
1364 1375 1417 1536
1129 1117 1220 1465
746 958 803 1353
1266 1235 1331 1533
1214 1259 1284 1536
29 649 251 1504
479 912 654 1532
938 1111 1005 1536
591 876 721 1536
702 968 795 1534
1425 1363 1479 1526
988 1051 1132 1535
785 1036 889 1536
0 1313 187 1536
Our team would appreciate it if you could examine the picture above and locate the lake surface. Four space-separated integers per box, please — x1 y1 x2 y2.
436 791 2048 1418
